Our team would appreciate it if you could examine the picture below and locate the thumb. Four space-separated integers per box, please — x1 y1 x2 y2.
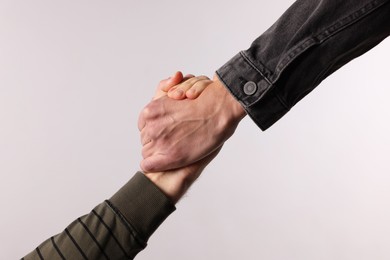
141 152 185 172
140 154 170 173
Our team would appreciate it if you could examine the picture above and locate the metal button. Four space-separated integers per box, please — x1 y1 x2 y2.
243 81 257 95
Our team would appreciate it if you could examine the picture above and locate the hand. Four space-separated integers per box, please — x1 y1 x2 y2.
165 75 213 100
156 72 212 100
138 75 246 172
143 72 222 203
152 71 193 100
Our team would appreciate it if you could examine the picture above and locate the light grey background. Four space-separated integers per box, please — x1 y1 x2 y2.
1 1 389 259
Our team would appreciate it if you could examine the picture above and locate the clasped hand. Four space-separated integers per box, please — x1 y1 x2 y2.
138 72 246 172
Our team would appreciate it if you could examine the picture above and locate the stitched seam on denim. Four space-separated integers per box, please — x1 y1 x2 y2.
105 200 147 247
238 52 290 110
275 0 386 75
240 52 273 86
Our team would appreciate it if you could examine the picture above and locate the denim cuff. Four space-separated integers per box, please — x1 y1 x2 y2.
216 52 289 130
216 0 389 131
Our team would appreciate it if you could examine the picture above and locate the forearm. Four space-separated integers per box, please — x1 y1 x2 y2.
217 0 390 130
23 172 175 260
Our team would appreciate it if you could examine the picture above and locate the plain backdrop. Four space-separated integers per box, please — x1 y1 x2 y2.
1 1 389 259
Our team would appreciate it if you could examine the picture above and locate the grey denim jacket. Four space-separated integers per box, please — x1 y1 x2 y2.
217 0 390 130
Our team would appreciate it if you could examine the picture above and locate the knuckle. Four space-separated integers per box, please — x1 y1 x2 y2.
141 102 158 118
142 106 152 118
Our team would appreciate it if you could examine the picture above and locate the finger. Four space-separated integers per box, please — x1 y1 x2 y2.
162 74 195 100
168 76 209 100
141 137 152 146
167 87 185 100
186 80 211 99
141 154 173 172
140 130 152 146
137 100 159 131
164 74 198 99
140 123 159 148
141 141 153 158
138 108 146 131
159 71 184 92
154 72 183 100
169 76 208 92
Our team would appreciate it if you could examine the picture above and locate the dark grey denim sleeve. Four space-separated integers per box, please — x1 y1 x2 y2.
216 0 390 130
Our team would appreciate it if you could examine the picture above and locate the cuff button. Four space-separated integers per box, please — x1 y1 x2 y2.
243 81 257 95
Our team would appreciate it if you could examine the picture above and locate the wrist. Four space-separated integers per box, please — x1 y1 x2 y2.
210 75 246 141
144 170 193 204
213 75 246 123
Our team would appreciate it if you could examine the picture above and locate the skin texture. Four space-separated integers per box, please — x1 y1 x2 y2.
138 74 246 173
143 72 221 204
166 75 212 100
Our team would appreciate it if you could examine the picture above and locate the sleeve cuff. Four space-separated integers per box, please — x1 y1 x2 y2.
108 172 176 242
216 52 289 130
